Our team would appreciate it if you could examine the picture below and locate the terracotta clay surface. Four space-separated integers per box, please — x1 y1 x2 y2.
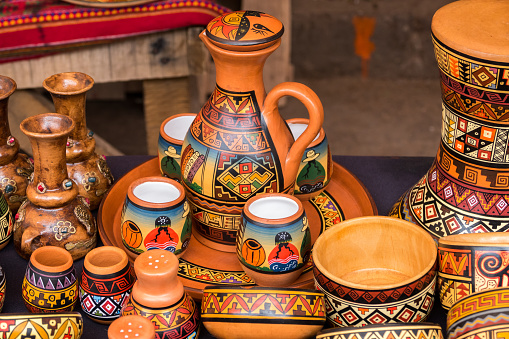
108 315 155 339
14 113 97 260
316 323 444 339
43 72 113 210
0 312 83 338
0 76 33 211
181 10 324 251
98 157 376 300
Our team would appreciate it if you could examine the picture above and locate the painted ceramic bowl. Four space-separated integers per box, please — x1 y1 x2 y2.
313 216 438 327
316 322 444 339
438 232 509 311
0 312 83 338
237 193 311 287
447 287 509 339
79 246 135 323
287 118 332 200
158 113 196 181
201 286 326 339
22 246 78 313
120 176 192 257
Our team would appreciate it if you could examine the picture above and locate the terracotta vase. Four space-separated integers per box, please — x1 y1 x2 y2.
13 113 97 260
0 76 33 211
80 246 135 323
43 72 114 210
390 0 509 239
0 312 83 338
22 246 78 313
181 10 324 252
108 314 155 339
121 249 200 338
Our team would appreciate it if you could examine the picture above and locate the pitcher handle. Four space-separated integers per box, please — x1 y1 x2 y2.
262 82 324 182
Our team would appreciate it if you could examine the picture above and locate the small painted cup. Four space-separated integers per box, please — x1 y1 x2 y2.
438 232 509 311
287 118 332 201
447 287 509 339
236 193 311 287
22 246 78 313
80 246 135 324
120 176 192 257
158 113 196 181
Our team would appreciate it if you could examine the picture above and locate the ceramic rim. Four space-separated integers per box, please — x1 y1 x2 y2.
0 75 16 101
287 118 324 147
160 113 196 145
127 176 185 209
439 232 509 247
30 246 73 273
42 72 94 95
83 246 128 275
243 193 304 224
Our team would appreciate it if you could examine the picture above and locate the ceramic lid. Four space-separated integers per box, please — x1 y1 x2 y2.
206 10 284 50
432 0 509 63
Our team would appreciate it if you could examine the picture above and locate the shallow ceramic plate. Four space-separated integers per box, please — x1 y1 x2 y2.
98 157 377 300
61 0 156 8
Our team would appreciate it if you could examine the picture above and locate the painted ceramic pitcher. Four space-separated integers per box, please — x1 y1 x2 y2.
181 10 324 252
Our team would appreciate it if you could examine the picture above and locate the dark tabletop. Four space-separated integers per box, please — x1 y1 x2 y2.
0 155 445 338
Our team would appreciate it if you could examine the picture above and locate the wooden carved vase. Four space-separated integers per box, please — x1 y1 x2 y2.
0 76 33 211
390 0 509 238
13 113 97 260
43 72 113 210
181 10 324 252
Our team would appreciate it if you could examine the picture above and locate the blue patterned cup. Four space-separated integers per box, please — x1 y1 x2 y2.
237 193 311 287
120 176 192 258
287 118 332 201
158 113 196 181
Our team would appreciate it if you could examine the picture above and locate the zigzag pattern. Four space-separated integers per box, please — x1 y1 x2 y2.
178 258 254 285
448 312 509 339
315 324 444 339
448 289 509 326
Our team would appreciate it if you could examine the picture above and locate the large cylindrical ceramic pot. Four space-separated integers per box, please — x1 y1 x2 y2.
13 113 97 260
181 10 324 252
390 0 509 239
0 76 33 211
43 72 114 210
121 249 200 338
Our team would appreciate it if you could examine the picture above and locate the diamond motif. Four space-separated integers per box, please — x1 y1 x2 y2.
496 198 508 212
100 299 117 315
467 194 479 208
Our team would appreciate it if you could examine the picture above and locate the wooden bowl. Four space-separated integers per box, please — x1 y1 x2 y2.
201 286 326 339
447 287 509 339
438 232 509 311
316 322 444 339
312 216 438 327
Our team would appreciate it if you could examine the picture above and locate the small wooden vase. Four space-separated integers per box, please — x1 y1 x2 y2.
121 249 200 338
22 246 78 313
0 192 13 251
43 72 114 210
108 315 156 339
14 113 97 260
80 246 135 324
0 76 33 211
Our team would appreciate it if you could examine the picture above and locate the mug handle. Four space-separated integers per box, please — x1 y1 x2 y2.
262 82 324 184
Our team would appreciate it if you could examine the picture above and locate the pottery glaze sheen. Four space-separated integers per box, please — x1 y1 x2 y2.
237 193 311 286
181 10 324 252
120 176 192 257
0 313 83 338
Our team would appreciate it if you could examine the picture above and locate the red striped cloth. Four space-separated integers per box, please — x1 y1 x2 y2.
0 0 230 62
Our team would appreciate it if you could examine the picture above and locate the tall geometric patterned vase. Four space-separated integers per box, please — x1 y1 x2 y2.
390 0 509 238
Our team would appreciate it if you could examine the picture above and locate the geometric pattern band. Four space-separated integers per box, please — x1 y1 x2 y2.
315 323 444 339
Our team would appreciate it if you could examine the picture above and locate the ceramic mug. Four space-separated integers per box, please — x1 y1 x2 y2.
120 176 192 257
80 246 135 323
158 113 196 181
236 193 311 287
22 246 78 313
287 118 332 201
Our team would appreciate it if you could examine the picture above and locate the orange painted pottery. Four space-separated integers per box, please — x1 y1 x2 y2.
121 249 200 338
287 118 332 200
0 76 33 212
120 176 192 258
316 323 444 339
313 216 438 327
0 312 83 338
158 113 196 181
390 0 509 239
108 315 155 339
80 246 135 323
201 286 326 339
181 10 324 252
0 192 12 251
438 232 509 311
22 246 78 313
43 72 114 210
447 287 509 339
237 193 311 286
14 113 97 260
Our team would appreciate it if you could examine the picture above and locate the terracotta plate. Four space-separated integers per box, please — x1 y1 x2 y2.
98 157 377 300
61 0 156 8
